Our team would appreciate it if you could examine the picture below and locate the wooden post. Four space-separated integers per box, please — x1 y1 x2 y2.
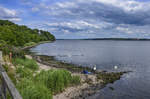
0 51 22 99
9 52 12 63
2 78 6 99
0 51 3 64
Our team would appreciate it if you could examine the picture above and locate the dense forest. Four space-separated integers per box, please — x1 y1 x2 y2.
0 20 55 46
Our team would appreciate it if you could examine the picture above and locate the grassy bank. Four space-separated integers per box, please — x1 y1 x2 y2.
3 56 81 99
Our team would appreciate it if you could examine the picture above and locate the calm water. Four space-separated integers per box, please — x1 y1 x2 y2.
31 40 150 99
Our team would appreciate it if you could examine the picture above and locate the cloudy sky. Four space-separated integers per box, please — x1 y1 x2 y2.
0 0 150 39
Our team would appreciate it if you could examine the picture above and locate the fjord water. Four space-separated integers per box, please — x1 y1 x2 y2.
31 40 150 99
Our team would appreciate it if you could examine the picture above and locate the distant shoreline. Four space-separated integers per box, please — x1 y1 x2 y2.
57 38 150 41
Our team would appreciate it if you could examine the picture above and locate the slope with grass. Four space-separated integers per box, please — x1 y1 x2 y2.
2 57 81 99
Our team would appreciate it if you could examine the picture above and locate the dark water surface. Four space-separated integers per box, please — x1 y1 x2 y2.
31 40 150 99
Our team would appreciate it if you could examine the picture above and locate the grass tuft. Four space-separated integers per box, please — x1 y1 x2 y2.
35 69 80 94
13 58 39 70
17 78 52 99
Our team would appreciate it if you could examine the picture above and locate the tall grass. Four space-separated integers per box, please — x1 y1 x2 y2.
15 69 80 98
24 42 36 47
13 58 39 70
1 45 25 58
17 78 52 99
71 75 81 85
16 66 33 78
35 69 80 94
10 58 81 99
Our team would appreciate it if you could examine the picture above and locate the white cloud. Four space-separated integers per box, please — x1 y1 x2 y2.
46 20 113 29
116 26 133 34
92 0 149 12
116 24 150 35
0 6 21 22
56 2 77 8
31 7 40 12
9 18 22 22
24 0 150 38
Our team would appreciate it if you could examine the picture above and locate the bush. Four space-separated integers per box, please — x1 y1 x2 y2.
24 42 36 47
13 58 38 70
71 75 81 85
97 72 124 84
17 78 52 99
16 66 33 78
11 47 25 58
35 69 76 94
0 40 7 49
1 45 25 58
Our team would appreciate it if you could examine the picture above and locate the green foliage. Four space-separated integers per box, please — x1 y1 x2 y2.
97 72 124 84
1 45 25 58
35 69 80 94
11 47 25 58
13 58 39 70
15 69 79 98
71 75 81 85
16 66 33 78
40 30 55 41
0 20 14 26
0 19 55 47
10 63 80 98
24 42 36 47
0 40 7 48
17 78 52 99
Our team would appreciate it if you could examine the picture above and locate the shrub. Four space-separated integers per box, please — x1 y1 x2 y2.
11 47 25 58
35 69 74 94
24 42 36 47
71 75 81 85
2 45 25 58
13 58 38 70
17 78 52 99
16 66 33 78
97 72 124 84
0 40 7 49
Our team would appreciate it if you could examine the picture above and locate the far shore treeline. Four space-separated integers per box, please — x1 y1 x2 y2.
0 19 55 47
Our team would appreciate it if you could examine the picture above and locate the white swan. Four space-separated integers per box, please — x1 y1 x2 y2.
114 65 118 69
93 65 97 71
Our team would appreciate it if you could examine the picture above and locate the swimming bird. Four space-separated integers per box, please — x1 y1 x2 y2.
93 65 97 71
114 65 118 69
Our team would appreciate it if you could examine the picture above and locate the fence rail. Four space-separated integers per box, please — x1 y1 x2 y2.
0 51 22 99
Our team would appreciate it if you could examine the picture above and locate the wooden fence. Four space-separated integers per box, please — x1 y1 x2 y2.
0 51 22 99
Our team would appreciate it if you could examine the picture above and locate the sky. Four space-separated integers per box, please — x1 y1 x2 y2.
0 0 150 39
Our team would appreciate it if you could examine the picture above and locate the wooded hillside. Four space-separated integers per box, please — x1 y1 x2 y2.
0 20 55 46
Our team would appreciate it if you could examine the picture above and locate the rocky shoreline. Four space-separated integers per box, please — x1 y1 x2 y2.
24 42 129 99
29 53 128 99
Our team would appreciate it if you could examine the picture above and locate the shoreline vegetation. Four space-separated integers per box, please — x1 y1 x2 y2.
22 41 53 50
32 54 128 99
0 19 129 99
